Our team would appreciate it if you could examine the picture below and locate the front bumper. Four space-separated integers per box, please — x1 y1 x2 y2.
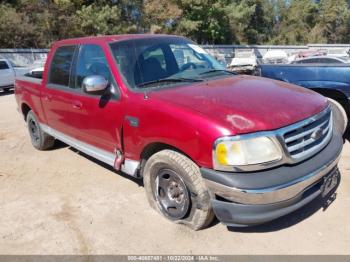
201 130 343 227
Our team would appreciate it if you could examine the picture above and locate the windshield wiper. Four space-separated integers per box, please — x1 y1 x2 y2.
199 69 237 75
137 77 203 88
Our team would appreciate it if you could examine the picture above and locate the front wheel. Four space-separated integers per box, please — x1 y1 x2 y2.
143 150 214 230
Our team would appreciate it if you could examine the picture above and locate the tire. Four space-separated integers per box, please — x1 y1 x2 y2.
328 98 348 135
26 110 55 150
143 149 214 230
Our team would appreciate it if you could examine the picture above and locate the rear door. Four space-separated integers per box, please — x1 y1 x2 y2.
0 60 14 87
42 45 78 137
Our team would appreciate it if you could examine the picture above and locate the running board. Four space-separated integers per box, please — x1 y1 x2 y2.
40 124 140 177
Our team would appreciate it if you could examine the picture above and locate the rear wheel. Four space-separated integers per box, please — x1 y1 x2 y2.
26 110 55 150
143 150 214 230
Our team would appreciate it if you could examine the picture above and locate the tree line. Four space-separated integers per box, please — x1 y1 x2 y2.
0 0 349 48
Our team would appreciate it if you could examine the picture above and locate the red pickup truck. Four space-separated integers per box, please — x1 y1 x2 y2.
15 35 343 230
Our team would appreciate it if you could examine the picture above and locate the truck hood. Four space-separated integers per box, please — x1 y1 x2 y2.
150 75 328 134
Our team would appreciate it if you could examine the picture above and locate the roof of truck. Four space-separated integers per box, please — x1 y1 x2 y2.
53 34 184 46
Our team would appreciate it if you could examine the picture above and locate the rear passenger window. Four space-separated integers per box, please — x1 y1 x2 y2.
48 45 76 86
0 61 9 70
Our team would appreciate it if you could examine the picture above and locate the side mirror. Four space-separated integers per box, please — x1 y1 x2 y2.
82 75 108 94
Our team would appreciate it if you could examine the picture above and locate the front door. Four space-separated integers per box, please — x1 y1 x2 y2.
67 44 124 154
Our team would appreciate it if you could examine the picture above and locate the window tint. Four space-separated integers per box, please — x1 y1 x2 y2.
318 58 341 64
75 44 111 89
300 58 319 63
48 45 76 86
0 61 9 70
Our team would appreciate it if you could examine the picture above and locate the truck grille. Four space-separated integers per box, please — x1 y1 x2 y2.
282 108 332 161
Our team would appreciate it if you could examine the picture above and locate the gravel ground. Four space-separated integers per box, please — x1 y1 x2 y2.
0 91 350 255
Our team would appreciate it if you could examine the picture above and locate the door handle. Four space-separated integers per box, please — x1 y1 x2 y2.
72 101 83 110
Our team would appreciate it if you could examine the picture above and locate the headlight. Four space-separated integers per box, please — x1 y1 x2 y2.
213 136 282 171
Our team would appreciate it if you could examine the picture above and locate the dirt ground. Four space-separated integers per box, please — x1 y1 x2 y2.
0 90 350 255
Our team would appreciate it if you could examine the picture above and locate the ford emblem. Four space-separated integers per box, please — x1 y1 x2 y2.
311 128 324 140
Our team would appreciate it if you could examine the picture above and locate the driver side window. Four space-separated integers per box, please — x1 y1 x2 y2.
74 44 111 89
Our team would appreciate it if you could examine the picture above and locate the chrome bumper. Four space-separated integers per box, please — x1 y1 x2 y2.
204 150 341 205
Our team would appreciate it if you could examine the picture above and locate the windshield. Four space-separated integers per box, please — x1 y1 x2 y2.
339 56 350 63
109 36 226 90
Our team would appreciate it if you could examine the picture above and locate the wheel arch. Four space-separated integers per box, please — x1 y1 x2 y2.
141 142 194 162
310 88 350 117
139 142 197 176
21 103 31 121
